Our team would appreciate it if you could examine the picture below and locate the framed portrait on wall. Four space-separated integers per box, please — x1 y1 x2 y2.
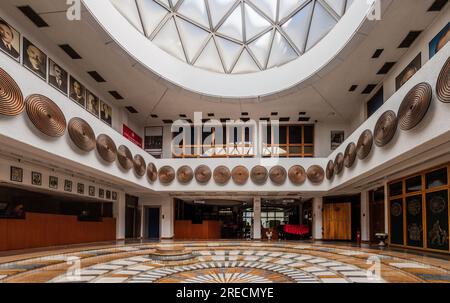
100 101 112 126
22 38 47 80
429 22 449 59
31 171 42 186
10 166 23 182
331 131 345 150
69 76 86 108
112 191 117 200
99 188 105 199
86 90 99 117
64 180 72 192
77 183 85 195
48 59 68 95
395 53 421 91
0 18 20 61
89 186 95 197
49 176 58 189
106 190 111 200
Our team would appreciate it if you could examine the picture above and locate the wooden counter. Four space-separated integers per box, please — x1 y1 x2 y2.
174 220 221 240
0 212 116 251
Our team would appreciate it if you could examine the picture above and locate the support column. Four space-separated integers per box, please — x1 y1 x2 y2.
253 197 261 240
114 192 126 240
384 181 389 233
361 190 370 242
312 197 323 240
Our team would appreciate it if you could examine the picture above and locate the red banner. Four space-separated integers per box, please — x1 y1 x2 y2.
122 124 143 148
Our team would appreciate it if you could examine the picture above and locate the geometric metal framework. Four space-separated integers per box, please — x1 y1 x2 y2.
110 0 353 74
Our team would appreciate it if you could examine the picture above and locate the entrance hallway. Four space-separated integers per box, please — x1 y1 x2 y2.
0 241 449 283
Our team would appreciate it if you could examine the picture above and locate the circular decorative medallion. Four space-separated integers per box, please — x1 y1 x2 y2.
195 165 212 184
356 129 373 160
0 67 24 116
25 94 66 137
430 195 446 214
250 165 268 185
391 202 402 217
213 166 231 185
269 165 287 185
398 82 432 130
374 110 398 147
334 153 344 175
326 160 335 180
288 165 306 185
68 117 95 152
96 134 117 163
307 165 325 184
436 57 450 103
344 142 357 168
158 166 175 184
177 165 194 184
147 163 158 182
231 165 249 185
133 154 146 177
117 145 133 170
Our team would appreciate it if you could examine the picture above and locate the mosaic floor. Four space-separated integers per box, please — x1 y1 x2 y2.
0 241 449 283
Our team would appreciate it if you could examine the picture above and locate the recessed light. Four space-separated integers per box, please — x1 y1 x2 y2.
362 84 377 94
125 106 138 114
372 49 384 58
17 6 49 27
87 71 106 83
59 44 82 59
398 31 422 48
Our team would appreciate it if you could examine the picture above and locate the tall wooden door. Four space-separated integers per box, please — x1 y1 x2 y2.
369 188 385 242
323 203 352 240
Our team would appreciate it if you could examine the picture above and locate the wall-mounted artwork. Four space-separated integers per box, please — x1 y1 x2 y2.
106 190 111 200
89 185 95 197
331 131 345 151
49 176 58 189
145 126 163 158
86 90 99 117
395 53 421 91
10 166 23 182
31 171 42 186
429 22 449 59
48 59 68 95
99 188 105 199
100 101 112 126
22 38 47 80
69 76 86 108
77 183 84 195
112 191 117 201
0 18 20 61
64 180 72 192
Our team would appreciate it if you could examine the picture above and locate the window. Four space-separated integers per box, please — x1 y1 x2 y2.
367 87 384 118
262 124 314 158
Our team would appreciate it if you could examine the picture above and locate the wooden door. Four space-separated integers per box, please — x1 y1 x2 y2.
369 188 385 242
323 203 352 240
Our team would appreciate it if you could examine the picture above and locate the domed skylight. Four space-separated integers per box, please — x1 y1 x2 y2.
111 0 353 74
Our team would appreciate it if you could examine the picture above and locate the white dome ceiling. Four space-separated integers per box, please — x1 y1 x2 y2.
110 0 353 74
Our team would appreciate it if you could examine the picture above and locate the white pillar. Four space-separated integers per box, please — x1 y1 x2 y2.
361 190 370 242
384 181 389 233
114 192 126 240
253 197 261 240
312 197 323 240
140 204 145 239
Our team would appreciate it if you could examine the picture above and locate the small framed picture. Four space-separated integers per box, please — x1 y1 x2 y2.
86 90 99 117
49 176 58 189
22 38 47 80
77 183 85 195
429 21 449 59
64 180 73 192
395 53 421 91
10 166 23 182
100 101 112 126
112 191 117 201
0 18 21 61
89 186 95 197
69 76 86 108
48 59 68 95
106 190 111 200
331 131 345 150
31 171 42 186
99 188 105 199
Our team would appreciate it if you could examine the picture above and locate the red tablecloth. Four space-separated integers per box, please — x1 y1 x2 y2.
283 224 310 236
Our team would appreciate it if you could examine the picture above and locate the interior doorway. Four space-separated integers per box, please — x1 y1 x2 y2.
125 194 139 239
369 187 385 243
146 207 160 239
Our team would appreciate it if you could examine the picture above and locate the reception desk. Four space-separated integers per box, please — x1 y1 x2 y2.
174 220 221 239
0 212 116 251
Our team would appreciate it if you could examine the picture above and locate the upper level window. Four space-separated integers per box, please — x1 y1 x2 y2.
367 87 384 118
